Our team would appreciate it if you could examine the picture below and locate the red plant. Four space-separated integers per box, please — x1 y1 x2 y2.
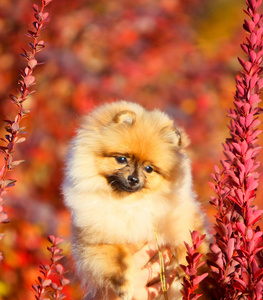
180 231 208 300
32 235 70 300
0 1 71 298
208 0 263 299
0 0 52 261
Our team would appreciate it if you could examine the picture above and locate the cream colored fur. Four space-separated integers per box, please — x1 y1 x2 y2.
63 101 208 300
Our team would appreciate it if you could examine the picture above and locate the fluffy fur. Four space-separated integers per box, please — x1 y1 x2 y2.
63 101 209 299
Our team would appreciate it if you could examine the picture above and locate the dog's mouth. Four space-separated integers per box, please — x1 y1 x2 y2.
107 175 143 193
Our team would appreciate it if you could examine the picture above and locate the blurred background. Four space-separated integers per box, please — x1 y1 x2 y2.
0 0 262 299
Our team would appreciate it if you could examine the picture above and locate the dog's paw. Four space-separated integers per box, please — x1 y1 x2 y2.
109 272 134 300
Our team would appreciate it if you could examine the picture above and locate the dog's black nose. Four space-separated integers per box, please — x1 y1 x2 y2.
128 175 139 186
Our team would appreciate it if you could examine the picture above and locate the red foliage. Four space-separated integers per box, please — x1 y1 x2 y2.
208 0 263 298
180 231 208 300
0 1 71 299
32 235 69 300
0 0 263 299
0 0 52 264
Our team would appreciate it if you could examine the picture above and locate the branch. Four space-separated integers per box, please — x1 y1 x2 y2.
32 235 70 300
0 0 52 261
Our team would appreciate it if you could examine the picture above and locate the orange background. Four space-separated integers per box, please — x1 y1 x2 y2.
0 0 262 299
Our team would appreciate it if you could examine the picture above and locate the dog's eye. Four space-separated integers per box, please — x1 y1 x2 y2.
115 156 127 164
145 165 153 173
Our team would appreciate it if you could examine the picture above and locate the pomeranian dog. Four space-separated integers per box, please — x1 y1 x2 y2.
63 101 209 300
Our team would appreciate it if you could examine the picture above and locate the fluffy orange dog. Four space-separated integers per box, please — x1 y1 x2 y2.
63 101 208 299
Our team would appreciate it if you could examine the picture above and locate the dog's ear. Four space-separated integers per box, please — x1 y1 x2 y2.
173 127 190 148
112 110 136 125
164 126 190 148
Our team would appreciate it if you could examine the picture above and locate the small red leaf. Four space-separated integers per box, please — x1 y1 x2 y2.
10 160 25 168
236 222 246 236
244 61 252 73
12 122 19 132
192 273 208 287
24 75 35 87
233 279 247 291
224 151 236 161
0 212 9 223
32 284 39 293
243 103 251 114
248 210 263 226
55 237 64 245
56 264 64 275
43 279 52 287
47 235 56 244
226 238 235 261
32 4 39 12
249 94 261 105
9 94 18 103
257 78 263 89
245 149 253 160
52 255 64 262
232 142 241 153
245 114 253 127
244 159 254 174
60 277 70 286
246 176 258 191
42 12 50 21
244 20 255 33
247 228 254 240
28 59 37 69
51 282 58 290
15 137 26 144
2 179 16 188
250 50 257 63
44 0 53 6
251 118 261 129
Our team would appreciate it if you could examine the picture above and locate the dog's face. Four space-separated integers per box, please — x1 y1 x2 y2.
93 109 189 196
100 153 160 193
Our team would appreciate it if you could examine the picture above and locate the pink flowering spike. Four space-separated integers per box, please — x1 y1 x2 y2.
208 0 263 298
